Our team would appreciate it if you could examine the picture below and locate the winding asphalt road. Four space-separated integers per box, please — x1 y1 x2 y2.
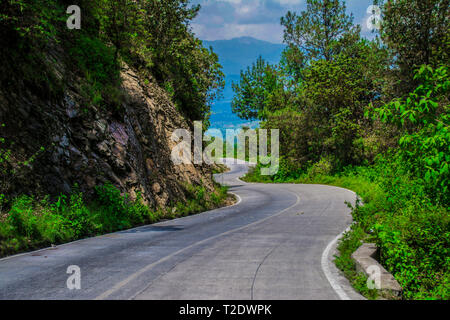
0 159 363 300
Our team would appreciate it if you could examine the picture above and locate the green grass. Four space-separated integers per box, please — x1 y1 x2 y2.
0 182 230 258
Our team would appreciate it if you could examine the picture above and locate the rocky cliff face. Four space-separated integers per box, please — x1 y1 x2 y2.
0 49 215 208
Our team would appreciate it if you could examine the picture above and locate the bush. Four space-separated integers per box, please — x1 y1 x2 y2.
8 196 40 240
69 35 123 109
70 35 120 85
0 181 230 257
373 65 449 205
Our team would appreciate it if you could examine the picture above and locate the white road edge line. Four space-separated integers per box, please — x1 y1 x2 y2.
228 192 242 207
95 190 301 300
230 158 356 301
321 226 351 300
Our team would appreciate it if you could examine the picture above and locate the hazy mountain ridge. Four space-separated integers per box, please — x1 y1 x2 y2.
203 37 285 131
203 37 285 75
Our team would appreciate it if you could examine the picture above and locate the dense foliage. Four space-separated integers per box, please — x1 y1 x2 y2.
280 0 360 62
373 65 449 204
0 1 228 255
231 57 285 120
0 182 229 257
376 0 449 96
236 0 449 299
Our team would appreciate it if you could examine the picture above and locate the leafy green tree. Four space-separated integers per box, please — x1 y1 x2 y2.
137 0 200 74
98 0 139 62
262 108 316 173
232 1 387 169
279 45 306 84
373 65 449 203
231 57 287 120
280 0 359 63
377 0 450 95
134 0 224 122
290 40 385 167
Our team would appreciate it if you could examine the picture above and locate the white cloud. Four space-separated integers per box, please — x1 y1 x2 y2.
192 0 376 43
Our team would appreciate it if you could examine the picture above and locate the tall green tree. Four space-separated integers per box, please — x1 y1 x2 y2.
232 1 388 170
297 40 387 166
135 0 224 122
231 57 286 121
378 0 450 95
280 0 360 63
98 0 139 62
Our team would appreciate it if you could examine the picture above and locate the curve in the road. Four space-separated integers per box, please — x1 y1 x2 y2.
96 188 301 300
0 159 364 300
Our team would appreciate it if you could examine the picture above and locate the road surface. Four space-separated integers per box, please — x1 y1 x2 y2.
0 159 363 300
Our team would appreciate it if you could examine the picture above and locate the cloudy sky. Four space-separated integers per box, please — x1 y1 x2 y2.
191 0 378 43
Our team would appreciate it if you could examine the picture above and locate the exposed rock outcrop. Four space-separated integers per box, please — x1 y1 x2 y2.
0 52 215 208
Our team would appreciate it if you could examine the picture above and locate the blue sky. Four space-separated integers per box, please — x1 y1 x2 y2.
191 0 377 43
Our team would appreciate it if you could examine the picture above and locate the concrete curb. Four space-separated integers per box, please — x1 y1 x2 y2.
352 243 402 297
322 227 367 300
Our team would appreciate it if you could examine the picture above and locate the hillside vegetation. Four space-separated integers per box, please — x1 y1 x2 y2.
236 0 449 299
0 0 224 122
0 0 228 256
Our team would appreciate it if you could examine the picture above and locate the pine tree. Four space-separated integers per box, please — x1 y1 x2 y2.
280 0 359 63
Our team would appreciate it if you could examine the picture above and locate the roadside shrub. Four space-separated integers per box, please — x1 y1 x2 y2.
307 156 334 177
0 181 230 257
94 183 131 231
373 65 450 205
54 192 92 239
40 209 72 244
375 200 450 299
127 192 156 224
8 196 40 240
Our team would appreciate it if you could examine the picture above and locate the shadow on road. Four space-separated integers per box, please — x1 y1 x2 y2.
119 225 184 234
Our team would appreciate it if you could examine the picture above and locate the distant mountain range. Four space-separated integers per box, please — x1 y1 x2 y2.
203 37 286 75
203 37 285 133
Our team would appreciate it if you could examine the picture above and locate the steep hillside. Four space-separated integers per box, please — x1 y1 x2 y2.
0 1 230 255
0 57 216 208
0 1 226 207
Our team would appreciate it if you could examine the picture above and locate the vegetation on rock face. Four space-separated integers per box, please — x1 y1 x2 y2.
237 0 449 299
0 0 224 122
0 1 228 256
0 182 229 257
